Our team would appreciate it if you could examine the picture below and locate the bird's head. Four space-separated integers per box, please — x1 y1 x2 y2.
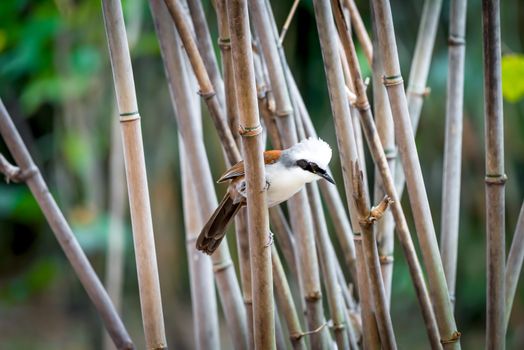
283 137 335 184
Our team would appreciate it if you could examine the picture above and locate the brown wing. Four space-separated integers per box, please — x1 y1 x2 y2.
217 150 282 183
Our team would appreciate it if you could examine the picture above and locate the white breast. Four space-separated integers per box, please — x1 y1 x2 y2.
264 162 317 207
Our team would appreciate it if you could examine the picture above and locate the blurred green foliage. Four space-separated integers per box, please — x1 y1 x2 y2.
0 0 523 349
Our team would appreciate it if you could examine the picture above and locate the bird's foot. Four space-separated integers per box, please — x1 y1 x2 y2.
262 180 271 192
265 231 274 247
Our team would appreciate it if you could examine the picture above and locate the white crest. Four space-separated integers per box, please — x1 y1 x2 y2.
288 137 333 169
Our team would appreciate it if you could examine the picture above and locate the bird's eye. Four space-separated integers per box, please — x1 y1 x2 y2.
296 159 309 170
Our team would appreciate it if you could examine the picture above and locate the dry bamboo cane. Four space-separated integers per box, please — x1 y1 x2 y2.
0 102 133 350
440 0 467 310
250 1 330 348
213 1 256 346
354 233 381 349
306 183 354 349
103 114 128 350
149 2 248 348
505 202 524 329
394 0 443 196
482 0 506 348
102 1 167 347
372 0 461 348
289 74 358 284
271 245 307 350
180 142 220 350
332 2 442 348
186 0 225 106
352 163 397 350
163 0 241 165
310 0 385 347
150 2 220 347
370 5 396 305
343 0 372 65
227 1 275 348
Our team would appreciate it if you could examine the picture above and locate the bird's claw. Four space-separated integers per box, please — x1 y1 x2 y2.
265 231 274 247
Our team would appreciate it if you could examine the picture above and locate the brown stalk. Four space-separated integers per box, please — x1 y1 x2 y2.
333 2 441 347
482 0 506 348
505 202 524 329
352 163 397 350
310 0 385 346
251 1 330 348
227 0 275 348
288 72 358 284
440 0 467 309
103 113 128 350
278 0 300 46
102 0 167 347
180 142 220 350
343 0 372 65
0 101 133 350
186 0 226 106
370 5 396 305
394 0 443 196
163 0 241 165
372 0 461 348
271 245 307 350
150 1 249 347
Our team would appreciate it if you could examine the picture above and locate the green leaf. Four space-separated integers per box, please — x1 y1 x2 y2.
501 54 524 102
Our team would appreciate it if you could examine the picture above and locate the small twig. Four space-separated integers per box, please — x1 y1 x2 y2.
278 0 300 46
0 153 22 183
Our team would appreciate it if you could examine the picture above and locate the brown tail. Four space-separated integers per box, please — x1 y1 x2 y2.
196 192 243 255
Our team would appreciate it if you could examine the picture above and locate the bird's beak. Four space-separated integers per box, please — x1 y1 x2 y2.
319 172 336 185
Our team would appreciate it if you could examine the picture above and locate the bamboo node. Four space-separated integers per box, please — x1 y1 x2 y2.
355 99 371 111
218 37 231 50
305 291 322 302
384 147 398 161
119 111 140 122
275 108 293 118
212 259 233 273
440 331 461 345
485 174 507 185
290 322 328 341
198 90 216 100
0 154 38 183
407 84 431 97
379 255 394 265
448 34 466 46
383 74 404 87
360 196 394 225
238 124 263 137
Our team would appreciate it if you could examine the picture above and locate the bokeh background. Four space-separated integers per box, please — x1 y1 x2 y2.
1 0 524 349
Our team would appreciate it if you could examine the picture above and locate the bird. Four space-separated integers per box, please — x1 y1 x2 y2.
196 137 336 255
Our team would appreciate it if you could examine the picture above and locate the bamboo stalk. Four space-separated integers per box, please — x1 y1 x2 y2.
343 0 372 65
307 183 353 350
101 1 167 347
103 114 128 350
370 5 396 305
180 142 220 350
394 0 443 196
186 0 226 106
278 0 300 46
354 233 381 349
332 2 441 347
505 202 524 329
149 1 248 348
310 0 385 347
252 2 331 348
482 0 506 348
163 0 241 165
271 246 307 350
288 71 358 284
0 101 133 350
372 0 461 348
227 1 275 348
352 163 397 350
440 0 467 309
